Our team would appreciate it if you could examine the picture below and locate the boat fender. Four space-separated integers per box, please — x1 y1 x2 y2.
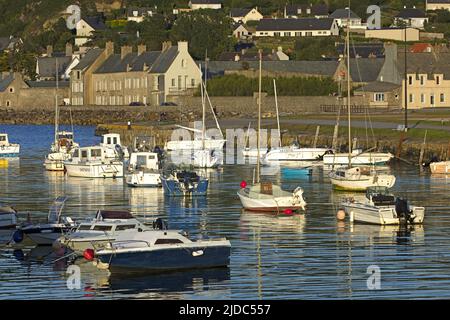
83 249 95 261
13 230 24 243
192 250 204 257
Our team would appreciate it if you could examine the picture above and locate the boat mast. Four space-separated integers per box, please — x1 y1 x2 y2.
54 58 59 151
256 50 262 183
201 76 206 150
346 3 352 168
273 79 281 148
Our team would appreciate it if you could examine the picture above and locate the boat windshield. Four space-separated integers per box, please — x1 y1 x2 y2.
0 135 6 142
48 196 68 223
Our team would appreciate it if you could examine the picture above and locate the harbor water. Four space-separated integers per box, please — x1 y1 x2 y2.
0 124 449 299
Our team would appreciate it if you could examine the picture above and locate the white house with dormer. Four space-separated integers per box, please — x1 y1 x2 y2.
189 0 222 10
230 7 263 23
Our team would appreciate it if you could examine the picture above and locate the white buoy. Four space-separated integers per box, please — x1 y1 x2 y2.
336 209 346 221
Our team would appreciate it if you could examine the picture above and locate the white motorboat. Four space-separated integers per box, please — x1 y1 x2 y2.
126 152 161 187
329 166 396 191
237 53 307 214
0 133 20 157
166 137 226 152
238 181 306 213
342 187 425 225
16 196 76 245
64 145 124 178
86 219 231 273
0 206 17 229
430 161 450 174
323 149 394 166
242 147 268 158
262 145 332 165
56 210 152 255
44 131 79 171
101 133 130 159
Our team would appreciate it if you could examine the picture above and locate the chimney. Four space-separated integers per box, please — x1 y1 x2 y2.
47 45 53 57
137 44 146 56
234 54 240 62
126 64 132 72
162 41 172 52
121 45 133 59
65 43 73 57
278 46 283 52
105 41 114 56
177 41 188 53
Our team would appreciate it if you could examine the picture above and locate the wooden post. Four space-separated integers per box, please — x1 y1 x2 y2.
313 126 320 148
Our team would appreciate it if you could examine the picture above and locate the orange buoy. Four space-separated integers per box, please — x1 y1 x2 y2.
336 209 346 221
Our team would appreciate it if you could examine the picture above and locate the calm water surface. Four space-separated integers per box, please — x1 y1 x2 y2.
0 124 449 299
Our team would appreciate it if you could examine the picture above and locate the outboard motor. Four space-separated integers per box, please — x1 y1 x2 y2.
115 144 125 160
153 218 168 230
395 198 413 224
422 155 439 168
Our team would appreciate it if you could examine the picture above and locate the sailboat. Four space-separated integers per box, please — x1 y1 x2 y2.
191 80 220 168
329 10 396 192
237 51 307 213
242 122 268 158
262 79 332 165
44 60 78 171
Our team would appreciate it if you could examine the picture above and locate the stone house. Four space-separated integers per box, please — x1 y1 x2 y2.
127 7 155 23
36 44 78 81
230 7 263 24
189 0 222 10
354 81 402 109
394 8 428 30
75 16 107 46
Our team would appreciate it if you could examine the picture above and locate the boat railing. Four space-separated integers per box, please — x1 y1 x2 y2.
99 239 152 250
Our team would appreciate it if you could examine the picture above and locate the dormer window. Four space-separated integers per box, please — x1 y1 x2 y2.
436 76 440 85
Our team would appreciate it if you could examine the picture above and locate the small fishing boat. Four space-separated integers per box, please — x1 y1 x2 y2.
161 170 208 196
342 187 425 225
126 152 161 187
242 147 268 158
85 220 231 273
15 196 76 246
0 133 20 157
56 210 153 255
101 133 130 159
44 132 79 171
0 206 17 229
329 166 396 191
238 181 306 213
430 161 450 174
262 144 332 165
64 145 124 178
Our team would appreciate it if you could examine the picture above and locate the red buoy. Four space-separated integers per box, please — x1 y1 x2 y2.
283 209 293 215
83 249 95 261
240 180 247 188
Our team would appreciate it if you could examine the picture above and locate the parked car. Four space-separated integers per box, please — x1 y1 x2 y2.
129 102 144 106
161 102 177 106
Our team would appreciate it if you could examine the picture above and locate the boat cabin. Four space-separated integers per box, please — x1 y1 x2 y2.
366 187 396 206
75 210 144 233
102 133 122 147
129 152 159 171
0 134 10 145
71 146 107 162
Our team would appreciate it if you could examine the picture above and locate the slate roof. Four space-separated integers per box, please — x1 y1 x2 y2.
199 60 339 77
26 81 70 88
330 8 360 19
396 51 450 78
83 16 106 30
347 58 385 82
355 81 400 92
37 56 72 78
0 73 14 92
396 8 427 19
285 3 329 16
74 48 103 71
150 46 179 73
256 18 335 31
95 50 161 73
337 43 385 58
230 8 252 17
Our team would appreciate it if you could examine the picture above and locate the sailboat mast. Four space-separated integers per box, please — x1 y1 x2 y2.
201 78 206 150
273 79 281 148
346 4 352 168
55 58 59 151
256 50 262 183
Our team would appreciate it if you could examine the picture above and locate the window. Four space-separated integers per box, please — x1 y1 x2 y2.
420 75 424 85
91 149 101 157
436 76 440 85
274 32 281 36
9 87 14 93
73 149 79 158
374 93 384 102
93 225 113 231
181 59 186 68
440 93 445 103
191 79 195 87
408 76 413 85
295 32 302 36
115 225 136 231
172 78 175 87
81 150 88 158
6 100 10 107
409 94 414 103
306 32 312 36
77 225 91 231
421 94 425 103
0 136 5 142
283 32 291 37
154 239 183 245
430 94 435 105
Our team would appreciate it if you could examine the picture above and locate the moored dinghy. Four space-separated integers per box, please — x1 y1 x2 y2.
329 166 396 191
430 161 450 174
342 187 425 225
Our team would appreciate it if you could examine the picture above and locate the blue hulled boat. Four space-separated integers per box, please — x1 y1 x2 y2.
161 170 208 196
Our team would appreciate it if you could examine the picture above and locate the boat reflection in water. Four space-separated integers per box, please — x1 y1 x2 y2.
240 209 306 234
349 223 425 246
74 251 230 299
128 187 164 219
11 246 68 271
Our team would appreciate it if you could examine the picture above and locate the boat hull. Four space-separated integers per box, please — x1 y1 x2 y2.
263 148 330 164
323 153 394 166
126 172 161 187
166 139 226 151
65 162 124 178
23 227 67 245
44 159 65 171
0 145 20 157
237 190 305 213
430 161 450 174
330 171 396 192
97 243 231 272
344 203 425 225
